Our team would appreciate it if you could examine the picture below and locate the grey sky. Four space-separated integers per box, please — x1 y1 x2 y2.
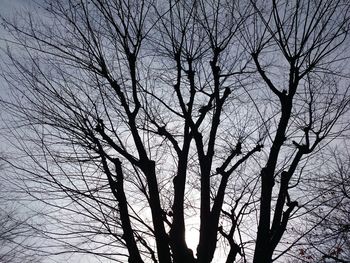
0 2 106 262
0 0 32 14
0 0 34 83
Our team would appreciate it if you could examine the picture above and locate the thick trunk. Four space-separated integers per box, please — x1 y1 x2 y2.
170 150 196 263
142 160 172 263
254 99 293 263
253 167 274 263
114 160 144 263
95 140 144 263
196 159 213 263
225 243 240 263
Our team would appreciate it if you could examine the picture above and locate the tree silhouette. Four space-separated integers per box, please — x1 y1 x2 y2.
1 0 350 262
0 155 42 263
297 145 350 263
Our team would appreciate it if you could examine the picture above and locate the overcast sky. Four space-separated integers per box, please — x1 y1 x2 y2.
0 0 34 87
0 0 32 14
0 0 39 105
0 2 106 262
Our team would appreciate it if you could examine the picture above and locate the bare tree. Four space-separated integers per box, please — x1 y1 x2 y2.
0 155 43 263
291 145 350 263
0 207 40 263
240 1 350 261
1 0 350 262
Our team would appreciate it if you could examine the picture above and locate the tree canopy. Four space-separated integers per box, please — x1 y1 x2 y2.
1 0 350 262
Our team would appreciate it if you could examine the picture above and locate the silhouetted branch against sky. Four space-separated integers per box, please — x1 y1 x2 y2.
0 0 350 262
